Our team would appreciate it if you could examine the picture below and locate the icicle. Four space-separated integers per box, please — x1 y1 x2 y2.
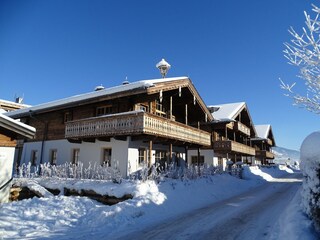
160 90 163 103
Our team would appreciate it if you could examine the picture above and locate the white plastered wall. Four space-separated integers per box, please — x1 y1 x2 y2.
0 147 15 203
20 138 187 178
20 138 130 178
187 149 218 166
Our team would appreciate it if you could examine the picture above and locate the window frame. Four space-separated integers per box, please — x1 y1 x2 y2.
101 148 112 167
96 105 113 117
191 155 205 165
31 150 38 166
72 148 80 165
50 149 57 165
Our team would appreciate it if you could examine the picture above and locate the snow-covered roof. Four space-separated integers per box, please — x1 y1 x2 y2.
255 125 271 139
5 77 188 118
0 113 36 139
252 124 276 146
208 102 246 120
0 98 31 108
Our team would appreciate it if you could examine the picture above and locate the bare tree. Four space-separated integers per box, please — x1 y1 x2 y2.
281 4 320 113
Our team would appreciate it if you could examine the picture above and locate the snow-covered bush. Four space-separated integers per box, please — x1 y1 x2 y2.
17 162 122 182
300 131 320 230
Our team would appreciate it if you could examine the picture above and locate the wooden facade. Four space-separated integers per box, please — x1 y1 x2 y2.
252 125 276 165
12 78 212 147
208 103 256 163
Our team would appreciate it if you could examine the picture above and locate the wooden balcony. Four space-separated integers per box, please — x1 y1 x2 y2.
213 140 255 156
266 138 273 146
234 122 250 136
256 150 275 159
65 111 211 146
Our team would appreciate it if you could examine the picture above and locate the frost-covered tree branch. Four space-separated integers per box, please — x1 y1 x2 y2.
282 4 320 114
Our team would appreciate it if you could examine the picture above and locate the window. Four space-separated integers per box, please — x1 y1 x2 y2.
155 150 166 162
31 150 38 166
102 148 112 167
64 112 73 122
50 149 57 165
155 100 166 117
191 155 204 165
135 104 148 112
72 149 80 165
138 148 146 165
218 157 223 166
96 105 112 116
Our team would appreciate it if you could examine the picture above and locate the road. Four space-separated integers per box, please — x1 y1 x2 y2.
116 174 303 240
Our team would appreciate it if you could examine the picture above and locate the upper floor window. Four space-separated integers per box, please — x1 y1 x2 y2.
64 112 73 122
96 105 112 117
135 104 148 112
155 100 166 117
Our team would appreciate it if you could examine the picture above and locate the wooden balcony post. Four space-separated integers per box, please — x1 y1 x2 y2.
169 143 173 164
148 140 152 167
185 104 188 125
185 146 188 167
197 148 201 176
170 96 172 120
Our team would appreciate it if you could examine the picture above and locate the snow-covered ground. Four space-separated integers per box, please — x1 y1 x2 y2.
0 165 318 239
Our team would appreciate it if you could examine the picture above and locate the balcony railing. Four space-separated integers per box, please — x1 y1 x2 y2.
234 122 250 136
266 138 273 146
213 140 255 156
65 111 211 146
256 150 275 159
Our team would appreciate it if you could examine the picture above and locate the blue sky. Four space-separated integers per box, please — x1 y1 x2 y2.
0 0 319 151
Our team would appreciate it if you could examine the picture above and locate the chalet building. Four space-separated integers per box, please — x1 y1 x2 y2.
0 113 35 203
188 102 257 170
252 125 276 165
5 77 213 177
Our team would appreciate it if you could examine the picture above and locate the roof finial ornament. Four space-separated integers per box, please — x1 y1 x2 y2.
156 58 171 78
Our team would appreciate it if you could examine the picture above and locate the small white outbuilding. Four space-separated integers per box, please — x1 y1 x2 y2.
0 113 35 203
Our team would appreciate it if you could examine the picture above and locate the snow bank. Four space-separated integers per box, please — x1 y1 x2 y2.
273 189 317 240
0 174 258 239
242 165 293 182
300 131 320 229
0 166 312 239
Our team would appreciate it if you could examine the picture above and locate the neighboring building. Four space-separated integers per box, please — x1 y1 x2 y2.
0 98 30 112
188 102 257 170
0 113 35 203
252 124 276 165
0 98 32 170
5 77 213 177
